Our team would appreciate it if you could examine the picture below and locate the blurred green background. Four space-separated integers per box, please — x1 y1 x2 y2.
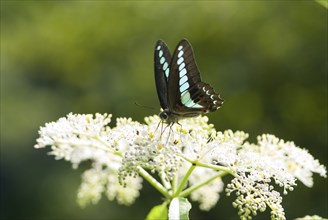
1 1 327 219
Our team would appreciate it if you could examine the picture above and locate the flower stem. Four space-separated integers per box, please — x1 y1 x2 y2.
137 166 171 198
173 163 196 197
180 154 235 176
171 172 178 195
180 171 228 197
159 171 172 190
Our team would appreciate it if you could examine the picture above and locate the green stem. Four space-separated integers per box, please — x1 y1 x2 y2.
180 154 235 176
196 161 234 175
180 171 228 197
173 163 196 197
159 171 172 190
171 172 179 195
94 136 123 157
137 166 171 198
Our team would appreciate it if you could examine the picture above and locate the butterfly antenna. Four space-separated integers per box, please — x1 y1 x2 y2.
134 102 155 110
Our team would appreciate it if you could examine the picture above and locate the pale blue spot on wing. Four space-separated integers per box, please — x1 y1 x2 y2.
178 50 184 58
179 68 187 77
178 46 183 51
157 45 161 50
163 62 168 70
188 102 203 108
181 91 191 105
184 99 195 108
159 50 163 57
179 63 185 71
179 82 189 93
177 57 184 65
180 75 188 85
185 99 203 108
181 91 203 108
165 68 169 78
160 57 165 64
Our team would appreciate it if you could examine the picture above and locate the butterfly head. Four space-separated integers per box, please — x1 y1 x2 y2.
159 110 169 121
159 109 173 124
158 109 182 124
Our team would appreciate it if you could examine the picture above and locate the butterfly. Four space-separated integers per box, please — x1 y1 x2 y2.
154 39 223 125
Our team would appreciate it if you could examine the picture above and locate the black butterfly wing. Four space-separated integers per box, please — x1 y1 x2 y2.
168 39 223 115
154 40 172 110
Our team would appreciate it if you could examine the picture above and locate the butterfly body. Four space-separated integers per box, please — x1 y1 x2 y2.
154 39 223 124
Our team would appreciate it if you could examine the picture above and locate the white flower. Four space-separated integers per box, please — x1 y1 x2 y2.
189 167 224 211
35 113 327 219
77 165 107 207
294 215 327 220
225 134 327 219
106 168 143 205
35 113 114 165
227 172 286 220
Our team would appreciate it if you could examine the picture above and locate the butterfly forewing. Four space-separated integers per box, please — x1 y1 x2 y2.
168 39 223 115
154 40 172 110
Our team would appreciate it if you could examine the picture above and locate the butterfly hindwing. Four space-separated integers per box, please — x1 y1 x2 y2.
154 40 172 110
168 39 223 115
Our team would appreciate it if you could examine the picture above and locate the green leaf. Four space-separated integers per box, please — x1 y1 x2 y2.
146 202 168 220
168 198 192 220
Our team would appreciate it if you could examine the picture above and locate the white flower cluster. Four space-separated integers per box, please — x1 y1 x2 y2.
35 113 327 219
295 215 327 220
35 113 143 207
225 134 326 220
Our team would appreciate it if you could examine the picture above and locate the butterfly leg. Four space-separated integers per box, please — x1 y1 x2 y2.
175 122 184 143
154 120 162 135
164 123 174 145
